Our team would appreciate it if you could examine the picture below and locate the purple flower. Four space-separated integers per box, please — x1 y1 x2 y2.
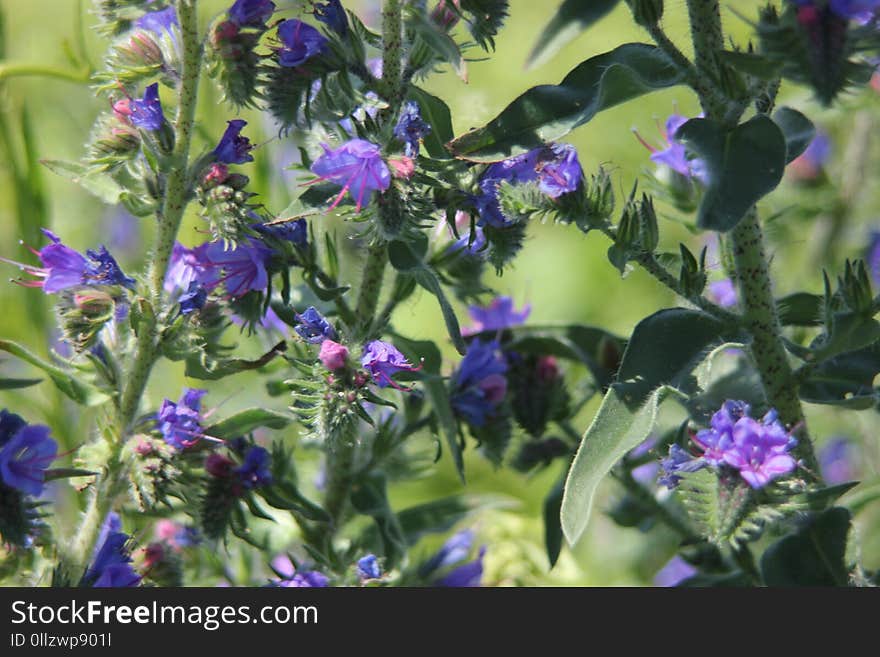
309 139 391 211
708 279 738 308
819 437 858 484
85 517 141 588
0 422 57 496
476 143 582 227
277 19 328 67
654 555 697 587
253 218 308 247
135 6 178 34
213 119 254 164
294 306 337 343
314 0 349 35
235 446 272 489
198 239 270 297
658 444 706 489
465 296 531 335
279 570 329 587
157 388 207 450
422 530 486 587
824 0 880 20
361 340 421 389
84 246 137 290
357 554 382 580
178 281 207 314
165 242 214 293
637 113 706 181
436 547 485 587
693 400 750 466
789 131 831 180
0 410 26 448
866 231 880 285
393 101 432 157
228 0 275 27
130 83 165 131
450 340 508 426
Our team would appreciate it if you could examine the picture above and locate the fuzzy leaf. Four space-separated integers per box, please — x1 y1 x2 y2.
412 267 466 354
448 43 684 161
799 343 880 409
543 475 566 568
40 159 124 204
561 308 731 544
526 0 620 70
204 408 294 439
675 116 787 232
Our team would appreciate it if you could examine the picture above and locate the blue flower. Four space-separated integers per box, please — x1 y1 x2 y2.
84 515 141 588
361 340 421 389
178 281 207 315
819 437 858 484
658 444 705 489
130 83 166 131
421 530 486 587
279 570 329 587
393 101 432 157
314 0 349 35
294 306 337 343
654 555 697 587
866 231 880 285
234 446 273 489
309 139 391 211
198 239 271 298
228 0 275 27
213 119 254 164
465 296 531 335
157 388 207 450
135 6 178 34
252 218 309 247
164 242 215 294
450 340 508 426
708 279 737 308
83 246 137 290
277 19 328 67
435 548 485 587
0 422 57 497
0 410 26 448
789 131 831 180
792 0 880 20
536 143 582 198
357 554 382 580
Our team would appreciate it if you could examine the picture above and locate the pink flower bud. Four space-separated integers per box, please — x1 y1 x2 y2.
388 156 415 179
203 163 230 186
319 339 349 371
536 355 559 383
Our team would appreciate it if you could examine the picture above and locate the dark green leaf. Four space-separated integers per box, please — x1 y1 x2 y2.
204 408 293 439
351 472 407 566
43 467 97 481
526 0 620 70
772 107 815 164
812 312 880 362
760 507 852 586
412 267 465 354
676 115 787 232
719 50 783 81
0 340 111 406
423 375 465 482
561 309 731 544
800 343 880 409
388 333 443 374
543 475 566 568
407 86 454 159
408 8 466 80
448 43 684 161
777 292 822 326
0 377 42 390
388 234 428 271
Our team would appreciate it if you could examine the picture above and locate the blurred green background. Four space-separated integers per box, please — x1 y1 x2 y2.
1 0 878 585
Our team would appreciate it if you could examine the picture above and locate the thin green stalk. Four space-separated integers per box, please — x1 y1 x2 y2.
0 62 91 83
68 0 203 570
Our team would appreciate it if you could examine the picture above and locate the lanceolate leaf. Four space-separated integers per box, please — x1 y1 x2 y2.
448 43 684 162
423 376 465 483
204 408 294 439
40 159 124 204
675 115 787 232
407 86 454 159
560 309 731 544
526 0 621 70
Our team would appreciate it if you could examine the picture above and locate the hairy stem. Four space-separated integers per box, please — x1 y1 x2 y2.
685 0 726 120
68 0 203 569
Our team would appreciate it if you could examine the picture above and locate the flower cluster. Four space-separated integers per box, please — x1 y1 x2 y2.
157 388 208 450
660 400 799 490
790 0 880 21
309 139 392 211
361 340 421 389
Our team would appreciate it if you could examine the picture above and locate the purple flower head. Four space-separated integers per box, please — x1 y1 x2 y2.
357 554 382 580
253 218 308 247
130 83 166 131
638 113 706 182
136 6 178 34
693 400 750 465
178 281 207 315
828 0 880 19
277 19 328 67
198 239 270 298
165 242 215 293
819 437 858 484
294 306 337 343
450 340 508 426
213 119 254 164
476 144 581 227
228 0 275 27
314 0 349 35
436 547 485 587
708 279 738 308
279 570 330 587
309 139 391 211
393 101 432 157
84 246 137 290
421 529 474 575
0 409 27 448
654 555 698 587
361 340 421 389
234 445 273 489
465 296 531 335
0 423 57 496
658 443 706 489
866 231 880 285
157 388 207 450
85 519 141 588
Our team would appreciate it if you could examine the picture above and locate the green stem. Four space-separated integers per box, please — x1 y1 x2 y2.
381 0 404 110
355 243 389 339
0 62 91 83
685 0 726 120
617 471 700 542
68 0 203 570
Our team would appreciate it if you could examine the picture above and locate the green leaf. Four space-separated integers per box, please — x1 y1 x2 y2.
760 507 852 586
777 292 822 326
259 482 329 522
43 467 97 481
388 333 443 374
543 475 566 568
811 312 880 363
447 43 684 162
675 115 787 232
204 408 293 439
412 267 466 354
388 234 428 271
0 377 42 390
772 107 815 164
0 340 111 406
718 50 783 81
185 341 287 380
800 343 880 409
408 8 466 80
407 86 455 159
423 375 465 483
526 0 621 70
560 308 731 544
40 159 124 204
351 472 407 566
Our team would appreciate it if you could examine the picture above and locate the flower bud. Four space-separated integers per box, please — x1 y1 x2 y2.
319 339 350 371
625 0 663 27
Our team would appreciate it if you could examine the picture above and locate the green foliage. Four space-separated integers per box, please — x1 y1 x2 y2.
526 0 621 70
